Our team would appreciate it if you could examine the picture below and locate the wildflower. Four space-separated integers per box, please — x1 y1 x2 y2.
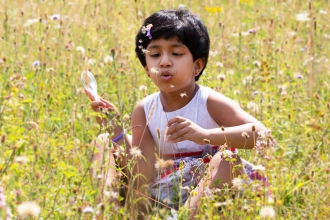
17 202 41 218
296 12 310 21
252 90 259 96
103 55 113 64
294 73 304 79
242 132 249 139
204 186 213 198
155 158 174 170
214 201 227 207
167 208 178 220
178 4 185 9
248 29 257 34
23 18 39 27
209 50 218 57
253 60 261 67
139 85 147 91
215 62 223 68
247 102 259 113
14 156 29 165
252 165 266 171
319 10 327 14
129 146 142 158
180 186 191 192
243 75 253 85
180 92 187 98
114 145 125 157
232 177 244 190
82 206 94 214
104 191 119 200
259 206 275 218
49 14 60 20
191 190 198 196
234 90 240 95
217 74 226 82
204 6 222 13
88 59 96 65
32 60 40 69
76 46 85 54
27 121 40 130
226 69 234 75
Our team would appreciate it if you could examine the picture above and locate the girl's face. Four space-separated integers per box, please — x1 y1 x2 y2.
144 38 204 93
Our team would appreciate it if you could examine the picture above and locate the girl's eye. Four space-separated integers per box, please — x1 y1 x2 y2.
150 54 160 57
173 53 182 56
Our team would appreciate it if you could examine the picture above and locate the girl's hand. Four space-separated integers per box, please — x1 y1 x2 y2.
165 116 207 145
84 88 120 128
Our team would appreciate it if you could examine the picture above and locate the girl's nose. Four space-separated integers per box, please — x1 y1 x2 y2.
159 54 172 67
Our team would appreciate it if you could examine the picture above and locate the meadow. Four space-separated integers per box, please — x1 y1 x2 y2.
0 0 329 219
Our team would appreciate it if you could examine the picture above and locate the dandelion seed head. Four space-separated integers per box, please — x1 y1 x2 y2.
139 85 147 91
217 74 226 82
76 46 85 54
252 165 266 171
232 177 244 190
82 206 94 214
103 55 113 64
259 206 275 218
17 202 41 218
296 12 310 21
129 146 142 158
14 156 29 165
216 62 223 68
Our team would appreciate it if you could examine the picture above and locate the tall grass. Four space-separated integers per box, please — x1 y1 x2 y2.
0 0 329 219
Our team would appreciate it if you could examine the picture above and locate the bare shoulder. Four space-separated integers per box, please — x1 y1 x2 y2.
207 90 260 127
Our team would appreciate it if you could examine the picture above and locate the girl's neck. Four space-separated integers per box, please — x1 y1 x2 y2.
160 83 199 112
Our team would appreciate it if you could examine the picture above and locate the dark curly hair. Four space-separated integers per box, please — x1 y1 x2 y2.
135 9 210 81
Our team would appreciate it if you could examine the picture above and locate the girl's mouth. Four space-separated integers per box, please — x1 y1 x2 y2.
160 71 173 80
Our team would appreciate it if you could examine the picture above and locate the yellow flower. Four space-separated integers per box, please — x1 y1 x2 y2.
204 6 222 13
239 0 254 5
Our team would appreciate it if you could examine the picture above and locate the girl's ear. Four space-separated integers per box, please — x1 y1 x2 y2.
194 58 206 76
144 65 151 77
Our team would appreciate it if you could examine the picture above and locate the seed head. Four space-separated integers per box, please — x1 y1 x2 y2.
242 132 249 139
17 202 41 218
252 125 256 132
1 134 6 144
259 206 275 218
129 146 142 159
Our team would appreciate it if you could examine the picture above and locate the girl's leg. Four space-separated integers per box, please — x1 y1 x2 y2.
90 133 118 194
185 152 244 215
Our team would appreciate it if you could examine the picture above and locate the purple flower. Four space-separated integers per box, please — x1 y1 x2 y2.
248 29 257 34
145 24 153 40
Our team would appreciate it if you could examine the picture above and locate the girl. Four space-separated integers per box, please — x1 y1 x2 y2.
85 9 267 215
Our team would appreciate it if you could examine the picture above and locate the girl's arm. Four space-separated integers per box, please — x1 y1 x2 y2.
129 101 156 187
84 89 156 186
165 91 266 149
205 91 266 149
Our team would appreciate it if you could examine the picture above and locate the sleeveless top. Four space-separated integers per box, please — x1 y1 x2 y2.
143 86 220 156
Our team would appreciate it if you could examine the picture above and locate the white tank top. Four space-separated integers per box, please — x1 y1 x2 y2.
143 86 220 155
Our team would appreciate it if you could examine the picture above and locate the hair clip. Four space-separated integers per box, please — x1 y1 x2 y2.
145 24 153 39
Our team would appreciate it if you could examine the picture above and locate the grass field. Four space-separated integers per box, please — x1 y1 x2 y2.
0 0 329 219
